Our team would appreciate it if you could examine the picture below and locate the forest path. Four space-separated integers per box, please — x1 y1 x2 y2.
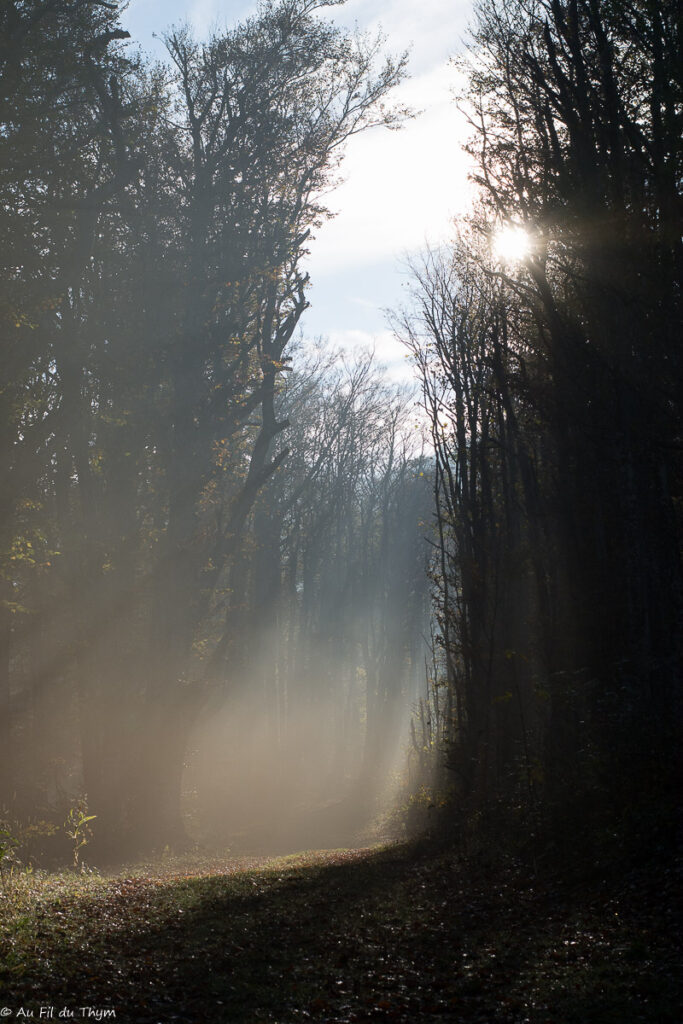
0 843 680 1023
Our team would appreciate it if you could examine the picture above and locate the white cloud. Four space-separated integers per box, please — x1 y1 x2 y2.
124 0 255 48
326 329 417 385
187 0 250 37
305 61 474 275
335 0 470 74
124 0 476 385
188 0 220 35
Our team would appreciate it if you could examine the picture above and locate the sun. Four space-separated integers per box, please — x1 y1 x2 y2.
492 224 532 265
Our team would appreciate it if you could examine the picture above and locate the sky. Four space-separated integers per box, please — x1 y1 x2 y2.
121 0 475 381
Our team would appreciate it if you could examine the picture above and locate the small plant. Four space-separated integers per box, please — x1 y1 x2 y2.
64 799 96 871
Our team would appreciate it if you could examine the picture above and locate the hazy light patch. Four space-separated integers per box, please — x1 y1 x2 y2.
493 224 532 265
182 621 421 853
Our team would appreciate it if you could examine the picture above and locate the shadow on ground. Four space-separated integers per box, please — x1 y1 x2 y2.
1 843 680 1023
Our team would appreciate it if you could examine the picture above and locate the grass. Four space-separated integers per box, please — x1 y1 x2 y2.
0 841 680 1023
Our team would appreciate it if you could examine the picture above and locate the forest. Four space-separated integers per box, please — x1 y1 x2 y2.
0 0 681 1021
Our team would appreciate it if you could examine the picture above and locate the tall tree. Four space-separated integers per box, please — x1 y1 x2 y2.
464 0 682 733
399 0 682 845
0 0 137 810
0 0 409 852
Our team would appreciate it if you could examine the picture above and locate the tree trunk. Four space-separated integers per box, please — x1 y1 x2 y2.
0 579 12 809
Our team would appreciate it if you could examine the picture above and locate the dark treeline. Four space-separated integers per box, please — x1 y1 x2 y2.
0 0 432 859
399 0 682 858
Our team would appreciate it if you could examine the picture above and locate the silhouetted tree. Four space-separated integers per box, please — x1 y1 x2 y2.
400 0 682 850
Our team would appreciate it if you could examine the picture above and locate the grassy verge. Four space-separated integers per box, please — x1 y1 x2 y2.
0 843 680 1023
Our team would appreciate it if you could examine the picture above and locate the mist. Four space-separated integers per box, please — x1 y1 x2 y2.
183 640 416 855
2 334 433 865
178 361 434 855
1 1 679 1019
0 0 430 865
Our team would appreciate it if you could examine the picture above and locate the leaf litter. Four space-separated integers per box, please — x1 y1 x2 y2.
0 843 679 1023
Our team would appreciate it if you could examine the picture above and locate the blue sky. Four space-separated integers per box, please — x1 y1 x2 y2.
121 0 474 380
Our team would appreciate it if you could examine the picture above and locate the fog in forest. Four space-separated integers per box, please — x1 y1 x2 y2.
1 0 680 884
183 640 418 853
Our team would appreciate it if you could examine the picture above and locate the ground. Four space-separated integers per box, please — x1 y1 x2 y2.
0 842 680 1023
